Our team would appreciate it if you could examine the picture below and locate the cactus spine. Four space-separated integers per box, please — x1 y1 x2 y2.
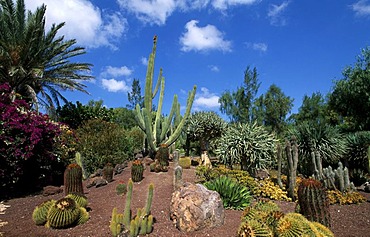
64 163 84 196
285 136 298 201
133 36 197 153
131 160 144 182
297 178 331 227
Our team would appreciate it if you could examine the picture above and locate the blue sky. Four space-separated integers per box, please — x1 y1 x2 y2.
25 0 370 116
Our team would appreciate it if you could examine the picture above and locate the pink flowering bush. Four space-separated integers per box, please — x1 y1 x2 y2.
0 83 66 198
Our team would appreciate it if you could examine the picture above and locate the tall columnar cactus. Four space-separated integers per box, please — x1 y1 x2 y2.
123 179 133 229
276 143 283 189
156 144 170 167
75 152 87 179
174 165 183 191
297 178 331 227
134 36 197 153
285 136 298 200
64 163 84 196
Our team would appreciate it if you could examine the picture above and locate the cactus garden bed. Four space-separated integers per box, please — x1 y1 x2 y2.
1 162 369 237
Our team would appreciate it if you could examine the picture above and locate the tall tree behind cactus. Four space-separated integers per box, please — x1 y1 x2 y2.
134 36 196 153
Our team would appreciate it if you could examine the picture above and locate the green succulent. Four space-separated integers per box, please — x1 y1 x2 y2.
46 197 80 229
204 176 251 210
32 200 55 225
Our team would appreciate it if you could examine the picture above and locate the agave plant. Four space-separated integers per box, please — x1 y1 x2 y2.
288 122 347 176
344 131 370 170
204 176 251 210
214 122 277 175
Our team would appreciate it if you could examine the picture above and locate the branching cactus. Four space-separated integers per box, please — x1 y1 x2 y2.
64 163 84 196
133 36 196 153
285 136 298 201
320 161 355 192
297 178 331 228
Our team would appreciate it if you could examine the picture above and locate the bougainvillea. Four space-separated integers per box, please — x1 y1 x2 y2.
0 83 64 198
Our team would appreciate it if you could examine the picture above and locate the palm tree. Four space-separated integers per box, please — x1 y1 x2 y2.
0 0 93 111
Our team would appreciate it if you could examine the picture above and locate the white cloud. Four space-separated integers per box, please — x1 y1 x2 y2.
267 1 290 26
194 87 220 109
25 0 127 49
211 0 260 10
101 79 130 92
118 0 261 25
102 66 133 77
180 20 232 52
141 57 149 66
208 65 220 72
246 42 268 52
117 0 176 25
352 0 370 16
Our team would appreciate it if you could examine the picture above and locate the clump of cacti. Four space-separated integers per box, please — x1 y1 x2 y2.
317 161 356 192
297 178 331 227
64 163 84 196
103 162 114 182
110 179 155 237
32 200 56 225
237 200 334 237
32 195 89 229
131 160 144 182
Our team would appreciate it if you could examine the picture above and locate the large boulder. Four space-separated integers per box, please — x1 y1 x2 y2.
170 182 225 232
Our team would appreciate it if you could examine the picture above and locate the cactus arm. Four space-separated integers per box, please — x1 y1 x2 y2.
154 76 165 145
160 95 178 142
143 108 156 151
134 104 145 132
152 68 162 99
165 85 196 147
144 38 157 113
144 184 154 215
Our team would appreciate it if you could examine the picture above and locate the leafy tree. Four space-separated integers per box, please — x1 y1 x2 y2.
290 92 328 126
185 111 227 155
328 47 370 131
0 0 93 111
56 100 113 129
219 66 260 123
257 84 293 135
215 123 277 175
111 107 138 130
127 78 144 110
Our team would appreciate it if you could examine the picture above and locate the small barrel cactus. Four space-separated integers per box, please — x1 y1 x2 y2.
131 160 144 182
297 178 331 227
64 163 84 196
32 200 56 225
46 197 81 228
178 157 191 169
103 163 114 182
65 193 88 208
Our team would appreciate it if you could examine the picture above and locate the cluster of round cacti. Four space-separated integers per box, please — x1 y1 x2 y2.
32 193 89 229
327 190 366 205
238 200 334 237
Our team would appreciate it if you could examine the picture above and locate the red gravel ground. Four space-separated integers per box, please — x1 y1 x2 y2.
1 163 369 237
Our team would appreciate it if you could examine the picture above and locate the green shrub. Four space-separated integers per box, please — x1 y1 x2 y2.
75 119 134 174
204 176 252 210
